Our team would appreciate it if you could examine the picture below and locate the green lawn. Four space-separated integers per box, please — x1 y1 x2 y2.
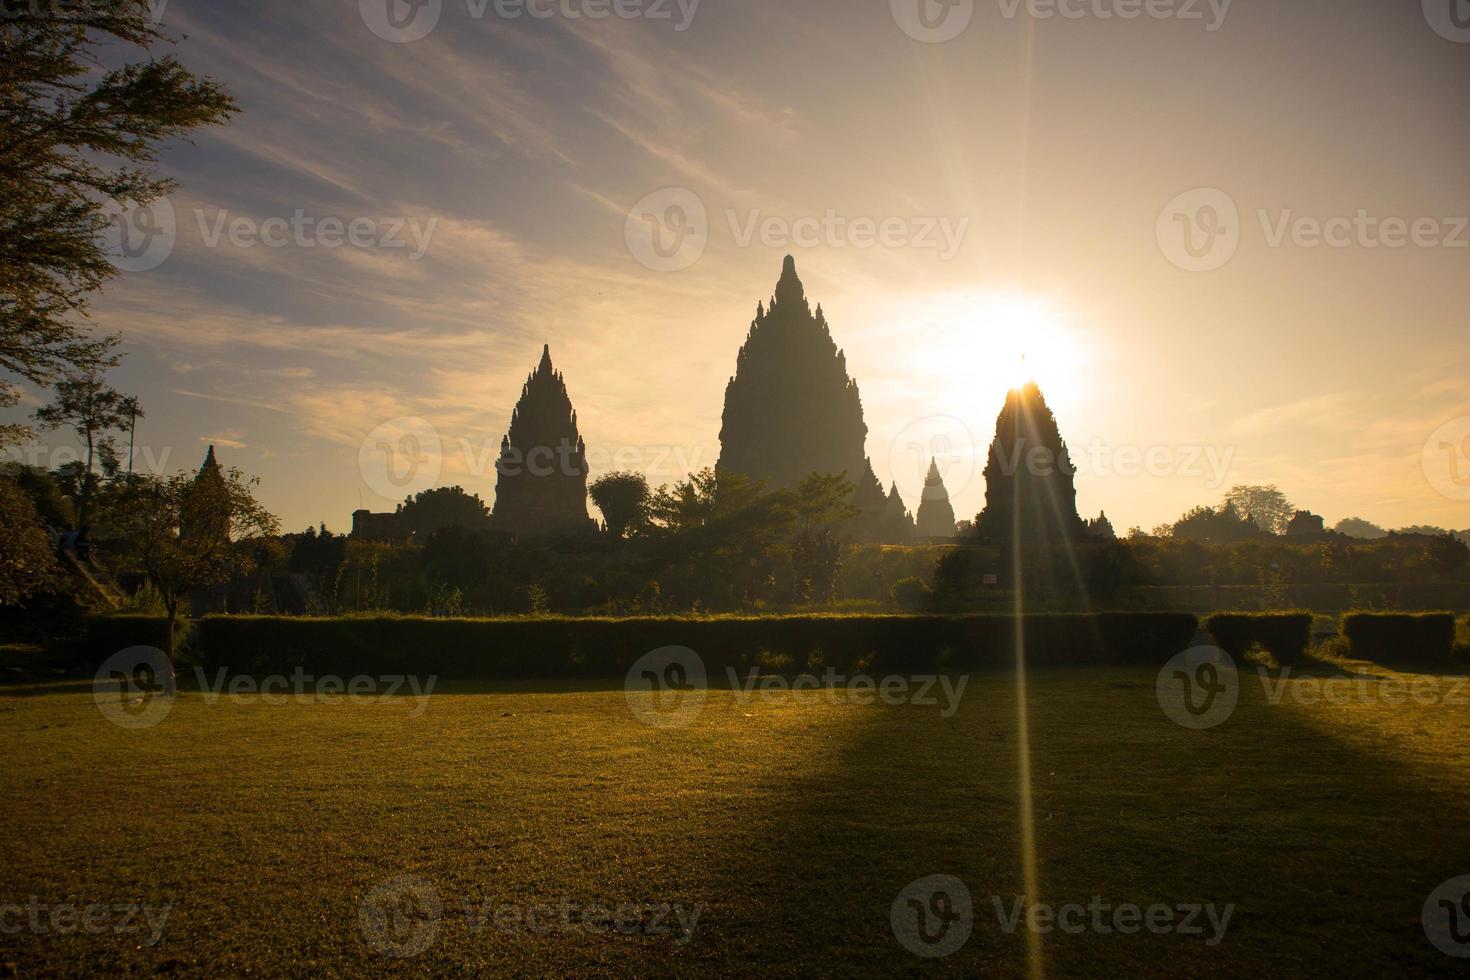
1 664 1468 977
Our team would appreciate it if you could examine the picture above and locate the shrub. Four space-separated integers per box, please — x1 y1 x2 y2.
1457 615 1470 664
193 613 1200 680
890 577 931 612
1343 613 1456 669
1205 612 1313 666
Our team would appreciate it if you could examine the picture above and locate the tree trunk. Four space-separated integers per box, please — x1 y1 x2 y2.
80 428 95 527
162 599 179 697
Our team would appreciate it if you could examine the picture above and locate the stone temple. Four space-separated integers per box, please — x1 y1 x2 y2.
915 459 958 539
718 256 890 533
489 345 597 539
975 382 1083 548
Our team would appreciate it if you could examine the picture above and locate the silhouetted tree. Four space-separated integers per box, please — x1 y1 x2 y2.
34 370 132 526
114 463 278 663
0 7 234 442
399 486 491 538
588 471 652 539
0 474 61 604
1334 517 1388 539
788 472 860 603
1224 485 1293 535
1170 501 1263 543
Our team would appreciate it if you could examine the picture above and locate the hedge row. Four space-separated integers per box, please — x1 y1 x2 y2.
1343 613 1457 669
1204 613 1313 666
1458 615 1470 663
70 615 184 664
177 614 1201 679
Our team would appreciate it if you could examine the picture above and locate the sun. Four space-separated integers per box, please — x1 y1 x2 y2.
976 291 1085 395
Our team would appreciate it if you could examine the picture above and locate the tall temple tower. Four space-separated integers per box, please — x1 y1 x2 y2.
718 256 888 529
915 459 957 539
489 345 596 539
975 382 1083 548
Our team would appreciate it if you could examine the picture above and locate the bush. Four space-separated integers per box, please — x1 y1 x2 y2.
1457 615 1470 664
193 613 1200 680
890 577 931 612
1343 613 1456 669
1205 612 1313 666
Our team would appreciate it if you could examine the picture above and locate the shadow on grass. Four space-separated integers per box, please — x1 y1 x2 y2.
640 667 1470 977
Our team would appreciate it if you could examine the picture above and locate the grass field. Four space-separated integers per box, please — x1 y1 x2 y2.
2 660 1469 977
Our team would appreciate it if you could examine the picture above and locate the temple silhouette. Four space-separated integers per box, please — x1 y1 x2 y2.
349 257 1094 548
975 382 1084 548
717 256 892 537
916 459 958 539
489 344 597 538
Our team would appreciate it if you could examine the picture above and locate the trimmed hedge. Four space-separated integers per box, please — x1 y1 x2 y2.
193 613 1199 680
71 615 186 664
1458 615 1470 664
1204 612 1313 666
1343 613 1456 669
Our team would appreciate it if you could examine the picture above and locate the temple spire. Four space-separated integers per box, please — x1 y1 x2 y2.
916 458 957 538
490 343 596 540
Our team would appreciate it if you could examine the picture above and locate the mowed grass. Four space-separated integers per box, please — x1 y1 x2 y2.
1 662 1468 978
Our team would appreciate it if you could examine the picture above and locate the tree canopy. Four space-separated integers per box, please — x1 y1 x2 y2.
0 6 235 440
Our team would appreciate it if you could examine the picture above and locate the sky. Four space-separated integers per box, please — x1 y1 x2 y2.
9 0 1470 533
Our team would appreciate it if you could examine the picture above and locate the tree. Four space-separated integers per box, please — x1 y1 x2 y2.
1334 517 1388 540
0 7 235 438
119 395 144 481
113 464 279 663
588 471 651 539
398 486 490 538
1223 485 1294 535
788 472 859 603
1170 502 1263 544
0 473 61 604
34 369 132 525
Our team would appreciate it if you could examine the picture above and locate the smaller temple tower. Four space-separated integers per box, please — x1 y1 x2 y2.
915 459 957 539
879 482 917 541
489 345 596 539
